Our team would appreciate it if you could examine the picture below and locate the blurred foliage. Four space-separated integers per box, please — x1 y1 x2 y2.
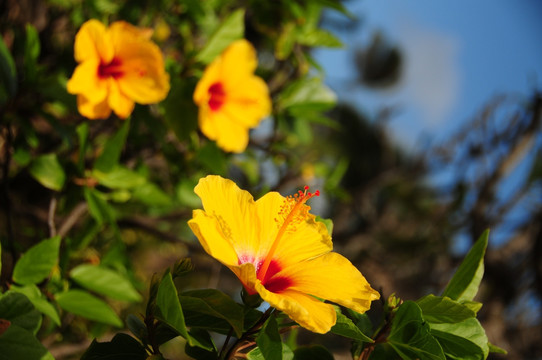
0 0 534 359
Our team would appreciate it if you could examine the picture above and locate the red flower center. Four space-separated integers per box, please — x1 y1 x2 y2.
208 82 226 111
257 259 293 294
98 57 124 79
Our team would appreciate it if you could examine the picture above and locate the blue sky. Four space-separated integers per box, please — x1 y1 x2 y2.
315 0 542 150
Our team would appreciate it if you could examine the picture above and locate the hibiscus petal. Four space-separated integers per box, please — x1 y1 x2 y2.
255 192 332 266
256 284 337 334
188 209 239 267
66 59 108 104
218 40 258 84
110 24 170 104
74 19 113 64
108 80 135 119
192 176 260 260
198 109 250 153
221 75 271 128
76 94 111 120
277 252 380 314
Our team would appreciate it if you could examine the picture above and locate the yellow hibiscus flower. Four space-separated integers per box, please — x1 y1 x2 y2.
193 40 272 153
67 19 170 120
188 175 379 334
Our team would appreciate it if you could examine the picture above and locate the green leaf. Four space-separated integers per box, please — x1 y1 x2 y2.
132 182 172 206
76 122 90 171
81 333 147 360
0 35 17 106
460 301 483 315
24 24 40 82
330 306 373 343
416 295 475 324
488 342 507 355
13 236 61 285
315 216 333 235
442 230 489 302
9 285 61 326
430 318 489 360
293 345 334 360
196 9 245 64
278 77 336 113
29 154 66 191
70 264 142 303
255 316 282 360
0 292 42 335
55 290 123 327
0 324 54 360
163 77 198 142
94 119 130 173
388 301 445 360
155 272 212 350
297 29 342 48
84 188 116 225
126 314 148 342
180 289 244 337
247 343 294 360
93 167 146 190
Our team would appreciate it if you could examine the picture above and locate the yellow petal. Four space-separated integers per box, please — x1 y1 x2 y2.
110 22 170 104
76 94 111 120
108 80 135 119
198 109 250 153
222 76 271 127
188 209 239 266
256 284 337 334
255 192 332 266
277 252 380 314
66 59 108 103
192 176 260 260
74 19 113 64
219 40 258 83
193 59 221 107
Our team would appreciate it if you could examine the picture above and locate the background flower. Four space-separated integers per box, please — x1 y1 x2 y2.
67 19 170 119
193 39 271 153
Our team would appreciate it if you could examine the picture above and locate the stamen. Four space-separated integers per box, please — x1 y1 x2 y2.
258 186 319 282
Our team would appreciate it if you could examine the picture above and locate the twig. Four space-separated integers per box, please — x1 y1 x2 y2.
48 196 58 237
57 202 88 238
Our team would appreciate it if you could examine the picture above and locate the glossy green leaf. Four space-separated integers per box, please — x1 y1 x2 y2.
0 35 17 106
13 236 61 285
29 154 66 191
0 324 54 360
196 9 245 64
156 272 189 337
388 301 445 360
94 119 130 173
0 292 42 335
417 295 475 324
430 318 489 360
84 188 116 224
255 315 282 360
81 333 147 360
330 306 373 343
442 230 489 302
56 290 123 327
298 29 342 48
93 167 146 190
70 264 142 302
9 285 61 326
293 345 334 360
180 289 244 337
